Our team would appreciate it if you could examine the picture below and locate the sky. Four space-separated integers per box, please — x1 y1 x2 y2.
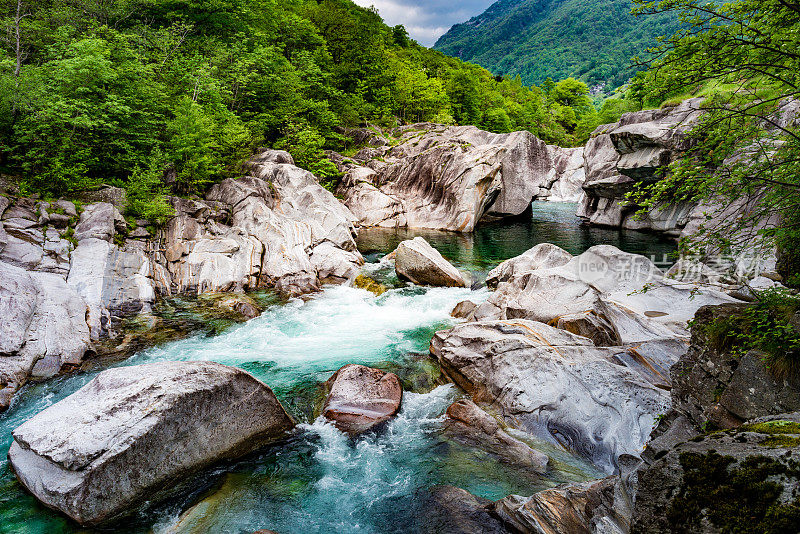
352 0 496 47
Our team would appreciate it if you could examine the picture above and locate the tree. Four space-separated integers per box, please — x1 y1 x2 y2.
629 0 800 283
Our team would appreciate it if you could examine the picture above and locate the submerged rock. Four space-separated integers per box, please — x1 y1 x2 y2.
336 124 581 232
420 485 509 534
395 237 466 287
443 398 549 473
431 320 670 473
322 364 403 434
210 293 262 320
8 361 294 526
353 274 387 296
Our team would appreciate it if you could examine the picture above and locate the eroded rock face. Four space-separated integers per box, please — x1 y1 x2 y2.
336 124 582 232
167 152 363 297
492 476 630 534
395 237 466 287
632 414 800 534
443 398 549 473
545 145 586 202
0 263 91 411
0 151 366 409
322 364 403 434
431 320 670 473
578 99 704 233
8 361 294 526
420 485 509 534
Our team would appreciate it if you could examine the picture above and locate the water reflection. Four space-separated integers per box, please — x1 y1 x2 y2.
357 202 677 274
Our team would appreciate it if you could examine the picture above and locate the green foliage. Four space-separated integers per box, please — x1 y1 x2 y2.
705 289 800 378
125 153 175 224
668 451 800 534
434 0 682 88
0 0 590 204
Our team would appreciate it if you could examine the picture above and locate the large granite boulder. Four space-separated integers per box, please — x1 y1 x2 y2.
492 476 630 534
322 364 403 434
395 237 466 287
0 262 91 411
336 124 576 232
474 245 739 343
8 361 294 526
430 320 670 473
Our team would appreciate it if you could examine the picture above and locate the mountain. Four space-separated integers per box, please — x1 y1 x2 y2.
434 0 681 89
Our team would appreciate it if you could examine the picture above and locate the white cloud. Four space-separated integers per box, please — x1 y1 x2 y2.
352 0 495 46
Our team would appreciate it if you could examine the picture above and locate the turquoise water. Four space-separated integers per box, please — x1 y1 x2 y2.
0 202 669 533
358 201 677 274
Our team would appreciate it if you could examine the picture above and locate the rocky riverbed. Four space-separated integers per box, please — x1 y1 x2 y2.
1 112 796 533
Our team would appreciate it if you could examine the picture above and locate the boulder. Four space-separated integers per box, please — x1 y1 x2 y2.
420 485 509 534
212 293 262 320
8 361 294 526
394 237 466 287
474 245 738 342
450 300 478 319
492 476 629 534
76 185 127 208
555 311 618 346
431 320 670 473
443 399 549 473
338 124 556 231
322 364 403 434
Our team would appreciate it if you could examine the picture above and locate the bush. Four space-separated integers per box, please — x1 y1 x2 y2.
706 288 800 378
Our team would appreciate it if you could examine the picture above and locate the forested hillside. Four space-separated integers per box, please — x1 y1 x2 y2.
434 0 681 89
0 0 595 218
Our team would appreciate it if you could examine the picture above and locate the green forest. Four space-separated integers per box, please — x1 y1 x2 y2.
0 0 604 220
434 0 682 89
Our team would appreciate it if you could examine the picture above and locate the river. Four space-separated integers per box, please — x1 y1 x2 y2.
0 202 675 534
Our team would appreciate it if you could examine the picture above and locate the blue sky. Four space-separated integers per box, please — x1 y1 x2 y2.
352 0 496 47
